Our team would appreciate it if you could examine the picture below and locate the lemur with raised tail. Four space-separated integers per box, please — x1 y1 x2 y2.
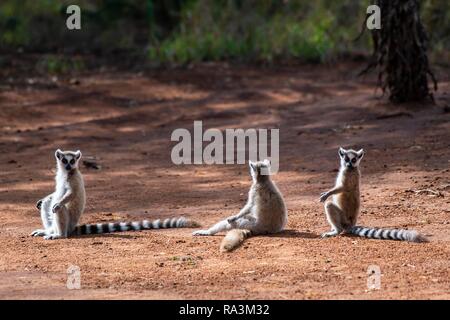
193 159 287 252
319 147 427 242
31 149 198 239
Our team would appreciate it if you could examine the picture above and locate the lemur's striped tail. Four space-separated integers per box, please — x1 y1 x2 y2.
348 226 427 243
220 229 252 252
73 217 199 236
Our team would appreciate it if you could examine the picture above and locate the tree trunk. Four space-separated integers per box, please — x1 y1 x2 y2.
361 0 437 103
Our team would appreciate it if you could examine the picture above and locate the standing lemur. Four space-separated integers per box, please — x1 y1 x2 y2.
193 159 287 252
319 147 427 242
31 149 198 239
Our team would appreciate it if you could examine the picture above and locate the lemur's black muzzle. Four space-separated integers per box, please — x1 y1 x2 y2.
65 165 72 171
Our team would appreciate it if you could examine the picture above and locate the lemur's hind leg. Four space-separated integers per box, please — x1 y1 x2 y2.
31 195 53 237
236 217 258 232
192 219 234 236
193 215 258 236
40 195 53 229
322 202 345 238
44 204 69 240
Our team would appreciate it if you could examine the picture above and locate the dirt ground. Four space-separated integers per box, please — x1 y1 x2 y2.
0 61 449 300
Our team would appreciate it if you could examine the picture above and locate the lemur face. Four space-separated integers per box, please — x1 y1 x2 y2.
55 149 82 172
249 159 271 179
338 147 364 169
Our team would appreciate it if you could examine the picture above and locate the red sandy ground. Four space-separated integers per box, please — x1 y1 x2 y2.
0 62 449 299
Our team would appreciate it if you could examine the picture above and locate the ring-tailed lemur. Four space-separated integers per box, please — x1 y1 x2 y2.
193 159 287 252
319 147 427 242
31 149 198 240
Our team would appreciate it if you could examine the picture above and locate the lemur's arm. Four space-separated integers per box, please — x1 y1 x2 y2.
227 202 252 223
319 185 344 202
52 190 74 211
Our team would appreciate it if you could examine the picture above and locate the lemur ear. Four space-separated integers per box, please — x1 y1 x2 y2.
338 147 345 157
249 161 256 171
55 149 63 160
263 159 271 167
75 150 82 160
357 149 365 159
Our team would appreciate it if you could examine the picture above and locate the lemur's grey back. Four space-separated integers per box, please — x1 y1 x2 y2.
244 160 287 234
249 177 287 234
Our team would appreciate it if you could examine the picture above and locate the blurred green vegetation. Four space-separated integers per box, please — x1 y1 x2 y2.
0 0 448 66
36 55 86 74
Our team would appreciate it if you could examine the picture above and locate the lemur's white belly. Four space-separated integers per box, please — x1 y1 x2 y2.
67 192 85 214
334 192 359 225
52 183 85 229
51 187 66 207
67 188 86 227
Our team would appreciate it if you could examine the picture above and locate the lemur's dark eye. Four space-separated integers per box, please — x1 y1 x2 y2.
70 159 75 165
351 158 356 163
344 156 349 162
62 158 68 164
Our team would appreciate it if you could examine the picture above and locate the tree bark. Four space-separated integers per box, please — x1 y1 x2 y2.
361 0 437 103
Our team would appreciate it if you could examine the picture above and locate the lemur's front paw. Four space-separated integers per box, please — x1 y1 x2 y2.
36 200 43 210
52 203 62 213
192 230 210 236
319 192 329 203
227 216 238 224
